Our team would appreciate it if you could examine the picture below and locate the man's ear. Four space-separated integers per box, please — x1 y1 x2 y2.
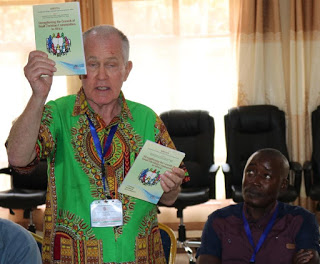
124 61 133 82
281 177 289 190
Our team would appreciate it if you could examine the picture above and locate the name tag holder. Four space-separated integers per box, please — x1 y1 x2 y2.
91 199 123 227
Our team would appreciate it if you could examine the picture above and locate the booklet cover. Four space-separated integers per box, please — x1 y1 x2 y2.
119 140 185 204
33 2 86 76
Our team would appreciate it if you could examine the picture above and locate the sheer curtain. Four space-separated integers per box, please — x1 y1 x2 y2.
229 0 320 210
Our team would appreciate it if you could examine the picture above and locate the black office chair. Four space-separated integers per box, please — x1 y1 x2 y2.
0 160 48 232
222 105 302 203
304 106 320 210
159 110 219 264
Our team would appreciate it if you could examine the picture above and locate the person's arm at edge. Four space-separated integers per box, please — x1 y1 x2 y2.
293 208 320 264
15 240 42 264
6 50 56 167
293 249 320 264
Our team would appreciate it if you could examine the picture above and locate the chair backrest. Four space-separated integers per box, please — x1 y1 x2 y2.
159 222 177 264
224 104 290 198
160 110 215 193
11 160 48 190
311 106 320 185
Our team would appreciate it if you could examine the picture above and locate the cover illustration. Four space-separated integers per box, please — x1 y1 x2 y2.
119 140 185 204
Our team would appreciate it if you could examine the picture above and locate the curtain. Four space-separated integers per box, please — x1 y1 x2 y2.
65 0 114 32
229 0 320 211
65 0 114 94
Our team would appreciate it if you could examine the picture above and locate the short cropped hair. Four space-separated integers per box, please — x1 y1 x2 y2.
251 148 290 179
83 25 130 63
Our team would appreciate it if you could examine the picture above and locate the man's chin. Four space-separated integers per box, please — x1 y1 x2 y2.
243 196 266 208
243 191 263 200
244 200 265 208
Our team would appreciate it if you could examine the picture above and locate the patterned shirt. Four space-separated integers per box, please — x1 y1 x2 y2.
196 202 320 264
18 88 187 264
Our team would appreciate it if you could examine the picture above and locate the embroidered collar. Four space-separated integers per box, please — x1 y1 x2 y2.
72 88 133 121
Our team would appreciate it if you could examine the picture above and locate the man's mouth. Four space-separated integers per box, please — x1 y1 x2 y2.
244 188 262 197
96 86 110 91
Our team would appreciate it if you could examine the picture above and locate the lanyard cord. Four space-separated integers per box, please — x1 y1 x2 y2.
86 115 118 194
242 204 279 263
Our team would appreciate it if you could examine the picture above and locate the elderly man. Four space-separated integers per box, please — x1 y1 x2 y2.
196 148 320 264
6 25 186 263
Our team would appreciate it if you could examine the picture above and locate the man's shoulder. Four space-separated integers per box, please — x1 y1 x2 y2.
45 94 76 114
126 99 156 114
209 203 243 220
47 94 76 106
0 219 41 263
125 99 158 122
0 218 34 242
278 201 316 219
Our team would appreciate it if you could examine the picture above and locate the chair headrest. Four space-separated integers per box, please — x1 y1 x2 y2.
228 105 283 133
160 110 213 136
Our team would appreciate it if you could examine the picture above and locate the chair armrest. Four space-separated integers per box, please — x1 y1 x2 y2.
289 161 302 196
0 167 12 175
221 163 230 173
290 161 303 172
222 163 232 199
208 164 220 199
209 164 220 173
303 160 312 196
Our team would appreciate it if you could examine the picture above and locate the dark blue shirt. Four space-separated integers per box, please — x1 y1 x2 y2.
196 202 320 264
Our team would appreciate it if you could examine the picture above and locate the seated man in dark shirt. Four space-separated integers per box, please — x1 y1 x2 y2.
196 148 320 264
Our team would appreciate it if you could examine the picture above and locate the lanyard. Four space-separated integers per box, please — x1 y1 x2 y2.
242 204 279 263
87 115 118 193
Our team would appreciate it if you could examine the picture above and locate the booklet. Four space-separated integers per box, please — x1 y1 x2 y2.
119 140 185 204
33 2 86 76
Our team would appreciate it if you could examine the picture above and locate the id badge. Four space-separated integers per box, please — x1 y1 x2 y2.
90 199 123 227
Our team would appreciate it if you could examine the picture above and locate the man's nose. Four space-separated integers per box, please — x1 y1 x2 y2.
250 173 262 185
97 66 108 79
